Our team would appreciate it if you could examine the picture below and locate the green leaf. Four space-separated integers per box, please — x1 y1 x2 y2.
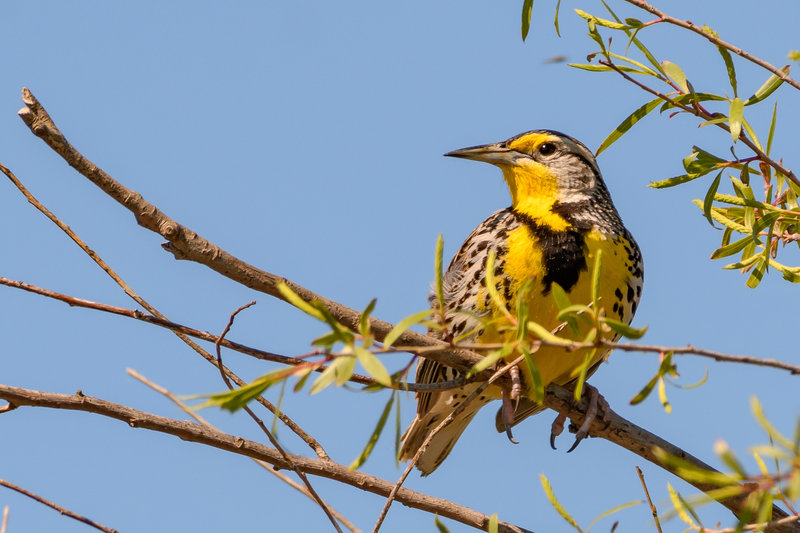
550 282 571 311
310 356 352 394
572 349 595 400
744 65 791 105
527 320 573 347
630 373 659 405
468 344 512 377
789 50 800 61
359 298 377 339
522 344 544 403
487 513 499 533
587 500 643 531
574 9 626 29
553 0 562 37
716 45 737 97
434 234 445 313
751 396 794 449
277 282 324 320
710 235 759 260
657 376 671 413
434 516 451 533
603 318 647 339
722 253 762 270
591 249 603 308
667 484 697 528
521 0 534 41
729 97 744 142
661 60 689 92
540 474 584 532
349 393 394 470
703 172 723 227
767 102 778 156
383 309 431 348
596 98 661 156
354 347 392 387
648 173 704 189
608 53 660 77
200 370 282 411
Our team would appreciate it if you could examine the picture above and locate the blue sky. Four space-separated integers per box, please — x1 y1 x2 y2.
2 1 799 532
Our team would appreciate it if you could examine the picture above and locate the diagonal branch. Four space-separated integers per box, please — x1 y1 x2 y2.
0 385 532 533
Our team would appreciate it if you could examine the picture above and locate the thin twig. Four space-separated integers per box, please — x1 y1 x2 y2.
0 161 331 460
0 385 532 533
0 478 117 533
622 0 800 92
1 506 8 533
126 368 361 533
636 466 663 533
214 303 344 533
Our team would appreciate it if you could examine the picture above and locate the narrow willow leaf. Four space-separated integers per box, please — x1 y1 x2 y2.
349 393 394 470
722 253 762 270
550 283 571 311
770 260 800 283
649 173 704 189
751 396 794 449
383 309 432 348
487 513 499 533
710 235 758 260
662 60 689 92
359 298 377 339
468 344 512 377
745 258 766 288
630 374 658 405
729 97 744 142
716 45 737 97
657 377 671 413
434 516 451 533
528 320 573 346
522 345 544 403
667 484 697 528
354 347 392 387
553 0 562 36
596 98 661 156
703 172 723 227
572 349 595 400
277 282 324 320
434 234 445 314
767 102 778 156
756 493 774 528
752 451 769 476
604 318 647 339
485 250 513 320
201 371 283 411
521 0 534 41
741 117 762 151
744 65 791 105
574 9 626 29
568 63 613 72
310 357 346 394
591 249 603 308
691 200 748 232
608 52 659 76
394 390 402 465
540 474 584 532
587 500 642 531
751 211 781 241
789 51 800 61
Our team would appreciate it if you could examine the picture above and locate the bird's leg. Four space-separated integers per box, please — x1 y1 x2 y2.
509 364 522 411
500 387 519 444
566 383 609 453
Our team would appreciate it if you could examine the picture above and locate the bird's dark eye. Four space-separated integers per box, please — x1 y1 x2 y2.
538 142 557 156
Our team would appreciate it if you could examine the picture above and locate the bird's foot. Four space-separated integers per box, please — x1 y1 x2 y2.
549 383 609 452
500 387 519 444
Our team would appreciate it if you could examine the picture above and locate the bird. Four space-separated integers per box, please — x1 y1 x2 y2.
398 129 643 476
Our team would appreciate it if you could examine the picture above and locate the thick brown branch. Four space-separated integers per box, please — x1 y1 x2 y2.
0 385 531 533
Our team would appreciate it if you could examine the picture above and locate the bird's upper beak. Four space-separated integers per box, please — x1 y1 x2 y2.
444 142 519 166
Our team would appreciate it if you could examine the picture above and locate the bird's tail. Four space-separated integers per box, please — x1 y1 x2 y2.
398 403 483 476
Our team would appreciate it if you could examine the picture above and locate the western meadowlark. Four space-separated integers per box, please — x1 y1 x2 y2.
399 129 643 476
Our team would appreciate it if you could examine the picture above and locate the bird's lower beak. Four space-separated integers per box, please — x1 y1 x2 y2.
444 142 518 165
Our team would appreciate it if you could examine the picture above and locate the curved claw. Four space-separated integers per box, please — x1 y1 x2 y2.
567 384 602 453
501 388 519 444
549 412 566 450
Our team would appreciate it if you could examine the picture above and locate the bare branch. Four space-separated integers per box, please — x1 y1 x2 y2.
0 385 531 533
636 466 663 533
0 478 117 533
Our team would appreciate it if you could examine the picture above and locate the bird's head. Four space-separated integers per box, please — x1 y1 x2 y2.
445 130 611 224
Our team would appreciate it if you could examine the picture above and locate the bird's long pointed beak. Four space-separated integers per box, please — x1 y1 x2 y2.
444 142 517 165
